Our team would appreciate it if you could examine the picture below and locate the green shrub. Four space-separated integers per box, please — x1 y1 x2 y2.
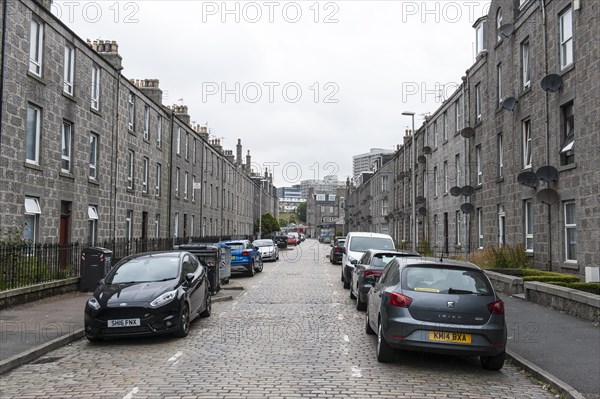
523 275 580 283
468 245 530 269
417 239 433 257
549 282 600 295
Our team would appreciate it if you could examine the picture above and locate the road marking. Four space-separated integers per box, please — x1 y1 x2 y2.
343 335 350 342
351 366 362 377
337 314 344 320
168 351 183 362
123 387 139 399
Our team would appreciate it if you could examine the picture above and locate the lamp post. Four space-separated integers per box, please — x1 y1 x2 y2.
402 111 417 251
258 179 267 239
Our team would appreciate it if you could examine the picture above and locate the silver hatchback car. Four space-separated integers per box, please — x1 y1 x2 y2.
365 257 507 370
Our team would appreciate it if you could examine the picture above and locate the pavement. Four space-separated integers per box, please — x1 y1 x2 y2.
0 285 598 398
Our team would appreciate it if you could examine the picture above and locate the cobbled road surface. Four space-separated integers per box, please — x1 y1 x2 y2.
0 240 554 399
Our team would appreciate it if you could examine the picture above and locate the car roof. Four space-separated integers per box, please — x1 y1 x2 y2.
346 232 393 239
389 256 482 271
365 248 419 256
220 240 248 245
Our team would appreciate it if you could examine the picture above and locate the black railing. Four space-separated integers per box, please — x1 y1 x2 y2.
0 235 246 292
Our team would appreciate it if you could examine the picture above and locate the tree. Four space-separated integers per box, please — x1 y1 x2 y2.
289 213 297 224
279 216 288 229
296 202 306 223
260 213 280 237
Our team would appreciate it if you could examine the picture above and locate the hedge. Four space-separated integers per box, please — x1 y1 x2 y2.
549 282 600 295
523 275 580 283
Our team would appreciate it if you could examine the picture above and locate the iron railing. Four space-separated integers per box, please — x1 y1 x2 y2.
0 235 245 291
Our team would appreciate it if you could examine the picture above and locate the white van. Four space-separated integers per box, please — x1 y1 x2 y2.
341 232 395 289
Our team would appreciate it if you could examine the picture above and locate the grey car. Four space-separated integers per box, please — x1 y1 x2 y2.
253 239 279 262
350 249 420 311
365 257 507 370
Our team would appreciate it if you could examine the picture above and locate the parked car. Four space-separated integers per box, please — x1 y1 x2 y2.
219 240 263 277
274 234 288 250
84 251 211 341
287 234 298 246
341 232 395 289
350 248 420 310
299 233 306 242
288 232 300 245
253 239 279 262
365 257 507 370
329 237 346 264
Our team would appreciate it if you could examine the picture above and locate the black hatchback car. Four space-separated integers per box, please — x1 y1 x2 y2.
329 237 346 264
84 251 211 341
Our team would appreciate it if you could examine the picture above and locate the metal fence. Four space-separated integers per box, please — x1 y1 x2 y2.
0 236 244 292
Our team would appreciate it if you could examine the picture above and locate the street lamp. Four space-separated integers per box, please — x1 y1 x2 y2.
258 179 268 239
402 111 417 252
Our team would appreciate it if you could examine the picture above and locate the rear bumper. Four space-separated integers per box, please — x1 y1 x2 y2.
382 317 506 357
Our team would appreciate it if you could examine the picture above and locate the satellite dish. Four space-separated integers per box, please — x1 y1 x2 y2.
460 203 475 214
418 207 428 216
537 188 560 205
499 23 515 38
517 171 539 188
416 196 426 204
462 185 475 196
541 74 562 92
536 165 559 183
501 97 518 111
450 186 462 197
400 211 409 219
460 127 476 138
417 155 427 163
423 146 432 155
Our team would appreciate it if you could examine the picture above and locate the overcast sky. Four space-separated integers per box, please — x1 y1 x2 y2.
54 0 491 187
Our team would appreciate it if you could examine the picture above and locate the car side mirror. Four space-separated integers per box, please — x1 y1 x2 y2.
254 246 259 251
351 259 358 265
365 275 378 285
185 273 195 283
97 279 104 286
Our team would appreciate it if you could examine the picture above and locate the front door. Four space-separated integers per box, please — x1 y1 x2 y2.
59 201 71 267
443 212 449 255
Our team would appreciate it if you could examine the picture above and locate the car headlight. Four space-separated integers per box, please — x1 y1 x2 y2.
87 297 101 310
150 290 177 308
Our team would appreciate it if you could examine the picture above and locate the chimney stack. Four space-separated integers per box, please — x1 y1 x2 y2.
131 79 162 105
172 104 190 125
236 139 242 166
246 150 251 173
87 39 122 71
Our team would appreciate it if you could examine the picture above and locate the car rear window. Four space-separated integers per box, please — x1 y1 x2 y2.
226 243 244 250
349 237 395 252
371 254 397 267
402 266 493 296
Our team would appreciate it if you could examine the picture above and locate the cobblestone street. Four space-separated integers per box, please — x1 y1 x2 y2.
0 241 554 398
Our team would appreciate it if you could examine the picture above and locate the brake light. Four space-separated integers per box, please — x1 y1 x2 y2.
488 300 504 315
242 251 249 256
363 270 381 278
334 247 340 253
389 292 412 307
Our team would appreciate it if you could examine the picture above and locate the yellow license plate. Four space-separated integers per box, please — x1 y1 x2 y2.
428 331 471 344
231 256 236 260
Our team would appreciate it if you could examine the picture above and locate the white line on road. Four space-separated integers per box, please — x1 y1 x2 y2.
351 366 362 377
123 387 139 399
337 314 344 320
167 351 183 362
343 335 350 342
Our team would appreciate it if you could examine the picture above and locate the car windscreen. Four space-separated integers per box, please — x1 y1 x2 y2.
402 266 493 296
349 237 395 252
106 256 180 284
254 240 273 247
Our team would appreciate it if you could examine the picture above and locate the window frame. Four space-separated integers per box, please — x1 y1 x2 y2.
127 149 135 189
157 115 163 148
497 63 503 106
477 208 483 249
497 133 504 178
175 167 180 196
91 65 100 110
63 45 75 95
476 145 483 185
29 20 44 76
26 104 41 165
522 119 532 169
128 92 136 131
559 7 573 70
524 199 533 252
563 201 577 262
61 121 73 173
475 83 482 122
23 196 41 243
143 104 150 140
88 205 98 245
155 162 162 197
125 209 133 242
521 40 531 89
142 157 149 193
89 133 98 180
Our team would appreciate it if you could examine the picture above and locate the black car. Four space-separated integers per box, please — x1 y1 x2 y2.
84 251 211 341
350 249 420 310
274 234 288 250
329 237 346 264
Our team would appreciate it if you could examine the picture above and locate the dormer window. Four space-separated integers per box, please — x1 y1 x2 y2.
474 17 488 56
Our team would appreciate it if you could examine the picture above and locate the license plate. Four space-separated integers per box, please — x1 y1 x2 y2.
231 256 236 260
428 331 471 344
108 318 140 328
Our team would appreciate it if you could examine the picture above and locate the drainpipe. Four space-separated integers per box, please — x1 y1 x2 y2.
167 112 175 241
110 65 122 243
541 0 553 270
462 77 471 254
0 0 8 145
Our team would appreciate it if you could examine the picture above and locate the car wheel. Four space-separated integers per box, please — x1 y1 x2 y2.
343 273 350 289
356 293 367 311
480 351 506 370
248 263 255 277
365 309 376 335
174 303 190 338
350 285 356 299
376 321 395 362
200 290 212 318
256 258 263 273
86 335 100 342
341 271 344 282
